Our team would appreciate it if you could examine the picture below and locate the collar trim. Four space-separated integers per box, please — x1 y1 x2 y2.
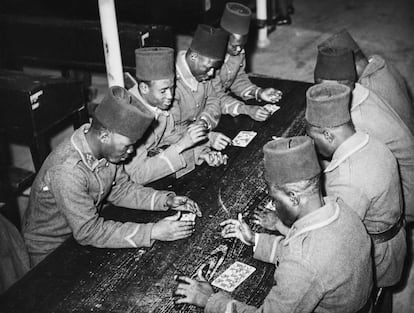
283 197 340 245
324 132 369 173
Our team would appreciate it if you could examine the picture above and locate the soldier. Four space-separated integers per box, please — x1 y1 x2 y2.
22 86 201 267
171 24 231 151
314 46 414 224
125 47 227 184
305 83 406 297
213 2 282 124
318 29 414 136
174 136 373 312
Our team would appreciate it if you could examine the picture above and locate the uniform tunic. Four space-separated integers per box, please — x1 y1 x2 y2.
359 55 414 135
124 87 209 184
351 83 414 223
206 197 373 313
324 132 406 287
212 51 259 116
22 124 174 267
170 51 221 130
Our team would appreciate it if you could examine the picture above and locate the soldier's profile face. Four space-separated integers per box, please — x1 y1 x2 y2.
103 132 134 164
146 78 175 110
268 185 298 227
190 54 222 82
306 124 333 159
227 33 247 56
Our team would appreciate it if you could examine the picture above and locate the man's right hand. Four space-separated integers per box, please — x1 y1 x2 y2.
176 124 208 152
242 105 271 122
151 212 195 241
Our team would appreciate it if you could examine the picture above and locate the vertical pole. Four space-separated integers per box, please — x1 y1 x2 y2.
256 0 270 48
98 0 124 87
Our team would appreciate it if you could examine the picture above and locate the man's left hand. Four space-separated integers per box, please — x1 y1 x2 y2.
260 88 283 103
174 276 214 307
167 196 202 217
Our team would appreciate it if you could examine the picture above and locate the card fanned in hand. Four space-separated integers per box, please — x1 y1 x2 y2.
232 131 257 147
211 261 256 292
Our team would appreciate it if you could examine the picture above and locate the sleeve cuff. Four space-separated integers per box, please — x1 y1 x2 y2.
204 292 233 313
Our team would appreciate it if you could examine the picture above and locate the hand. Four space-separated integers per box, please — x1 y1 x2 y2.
174 276 214 307
260 88 283 103
208 131 232 150
200 151 228 167
220 213 255 245
167 195 202 217
177 124 208 151
253 207 289 235
242 105 271 122
193 119 209 130
151 212 195 241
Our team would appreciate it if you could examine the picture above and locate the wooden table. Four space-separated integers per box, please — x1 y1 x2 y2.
0 77 312 313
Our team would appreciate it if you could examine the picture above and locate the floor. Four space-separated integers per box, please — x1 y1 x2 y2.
8 0 414 311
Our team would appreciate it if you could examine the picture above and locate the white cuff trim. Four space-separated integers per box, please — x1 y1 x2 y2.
125 225 140 247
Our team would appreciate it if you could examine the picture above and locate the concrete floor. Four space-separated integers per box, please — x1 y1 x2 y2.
9 0 414 311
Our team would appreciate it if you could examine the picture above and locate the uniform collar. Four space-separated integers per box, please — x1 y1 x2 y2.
324 132 370 173
359 55 385 79
176 50 199 92
70 124 107 171
351 83 369 109
128 85 169 120
284 197 340 245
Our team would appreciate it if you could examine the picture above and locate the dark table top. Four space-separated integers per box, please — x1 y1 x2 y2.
0 76 312 313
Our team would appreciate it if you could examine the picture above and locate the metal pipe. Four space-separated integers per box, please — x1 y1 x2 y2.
256 0 270 48
98 0 124 87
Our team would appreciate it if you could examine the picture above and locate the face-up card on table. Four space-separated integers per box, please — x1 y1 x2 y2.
211 261 256 292
232 131 257 147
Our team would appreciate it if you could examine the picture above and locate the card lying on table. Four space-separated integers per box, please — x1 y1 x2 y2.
232 131 257 147
211 261 256 292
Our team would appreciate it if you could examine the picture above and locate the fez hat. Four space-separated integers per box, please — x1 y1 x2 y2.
190 24 228 60
314 46 357 82
263 136 321 185
318 29 361 54
94 86 154 142
135 47 175 81
220 2 252 35
306 83 351 128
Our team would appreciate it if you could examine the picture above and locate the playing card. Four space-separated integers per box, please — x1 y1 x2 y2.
211 261 256 292
264 104 280 115
180 212 196 222
232 131 257 147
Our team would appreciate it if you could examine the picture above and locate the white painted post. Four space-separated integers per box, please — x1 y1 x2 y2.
256 0 270 48
98 0 124 87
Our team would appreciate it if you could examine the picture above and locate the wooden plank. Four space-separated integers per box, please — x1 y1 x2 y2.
0 77 312 313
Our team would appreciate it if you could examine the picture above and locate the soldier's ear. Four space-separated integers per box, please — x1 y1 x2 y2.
98 129 111 144
322 129 334 143
289 191 300 206
138 82 150 95
190 52 198 62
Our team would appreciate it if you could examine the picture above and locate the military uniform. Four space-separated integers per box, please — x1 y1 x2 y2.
212 51 260 116
324 132 406 287
170 51 222 130
359 55 414 136
205 197 373 313
351 83 414 223
23 124 174 267
124 87 209 184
